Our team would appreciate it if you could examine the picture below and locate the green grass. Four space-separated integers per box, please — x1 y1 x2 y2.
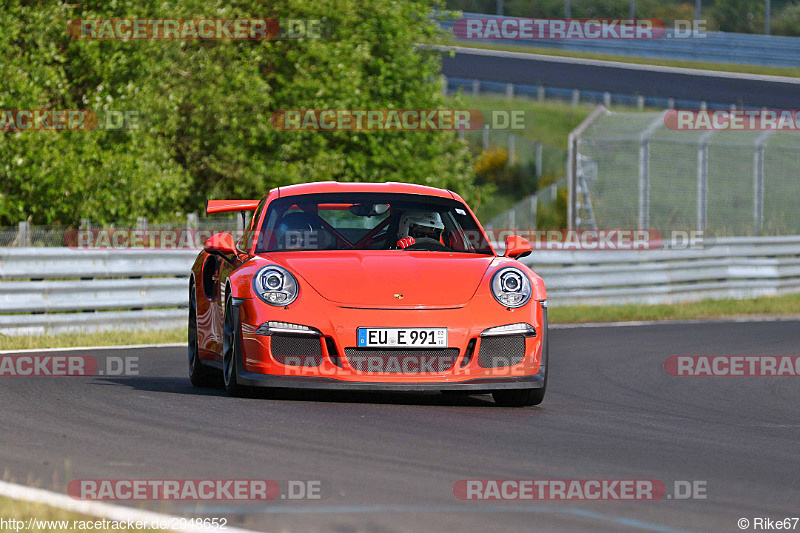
549 293 800 323
1 294 799 351
445 41 800 78
0 328 186 351
0 496 162 532
454 95 593 150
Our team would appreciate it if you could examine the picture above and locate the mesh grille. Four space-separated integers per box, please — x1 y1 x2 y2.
344 348 459 373
271 334 323 367
478 335 526 368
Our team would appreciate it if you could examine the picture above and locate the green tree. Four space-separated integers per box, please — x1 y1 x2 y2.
0 0 478 225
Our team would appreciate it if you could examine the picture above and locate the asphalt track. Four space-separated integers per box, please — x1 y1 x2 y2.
440 46 800 108
1 319 799 532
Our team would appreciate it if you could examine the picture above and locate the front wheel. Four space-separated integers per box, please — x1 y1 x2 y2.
222 292 249 397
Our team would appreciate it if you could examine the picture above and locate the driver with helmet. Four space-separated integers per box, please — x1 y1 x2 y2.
396 211 447 249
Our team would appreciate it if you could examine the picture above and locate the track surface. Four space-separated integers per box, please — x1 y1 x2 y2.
2 320 799 532
441 47 800 108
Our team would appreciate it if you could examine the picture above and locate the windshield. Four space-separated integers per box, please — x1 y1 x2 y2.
255 192 493 254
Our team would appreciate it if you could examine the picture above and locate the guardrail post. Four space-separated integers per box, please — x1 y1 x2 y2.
505 83 514 100
537 86 545 102
637 96 645 111
441 75 448 96
603 92 611 107
482 125 489 151
472 79 480 96
508 133 516 164
571 89 580 108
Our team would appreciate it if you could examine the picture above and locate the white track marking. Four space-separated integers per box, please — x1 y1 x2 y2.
0 480 258 533
430 44 800 84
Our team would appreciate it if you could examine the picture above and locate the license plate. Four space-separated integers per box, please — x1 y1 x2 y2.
357 328 447 348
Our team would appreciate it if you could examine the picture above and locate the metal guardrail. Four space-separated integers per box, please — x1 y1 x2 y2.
0 248 196 335
523 236 800 306
2 238 799 335
442 13 800 68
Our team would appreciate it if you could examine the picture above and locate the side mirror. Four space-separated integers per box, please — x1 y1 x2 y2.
503 235 532 259
204 232 237 256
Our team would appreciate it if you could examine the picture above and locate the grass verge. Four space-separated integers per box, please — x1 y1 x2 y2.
0 328 186 351
445 41 800 78
1 294 799 351
0 496 161 532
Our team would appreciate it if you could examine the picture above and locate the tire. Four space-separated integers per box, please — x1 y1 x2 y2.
222 290 249 397
188 282 212 387
492 387 545 407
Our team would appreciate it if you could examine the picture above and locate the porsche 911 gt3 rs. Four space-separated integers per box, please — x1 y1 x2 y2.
189 181 548 406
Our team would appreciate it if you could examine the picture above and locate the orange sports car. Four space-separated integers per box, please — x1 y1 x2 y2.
188 181 548 406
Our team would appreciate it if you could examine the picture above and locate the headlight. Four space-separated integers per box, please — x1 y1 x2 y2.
253 265 299 306
490 267 532 308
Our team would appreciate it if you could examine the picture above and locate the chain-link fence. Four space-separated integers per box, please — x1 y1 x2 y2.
571 110 800 236
0 215 240 247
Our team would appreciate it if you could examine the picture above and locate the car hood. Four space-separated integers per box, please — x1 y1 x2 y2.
267 251 495 308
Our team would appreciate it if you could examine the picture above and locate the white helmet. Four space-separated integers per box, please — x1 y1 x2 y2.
398 211 445 240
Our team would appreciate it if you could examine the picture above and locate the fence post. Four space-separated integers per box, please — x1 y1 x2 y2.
17 221 31 247
753 131 774 235
638 112 667 231
571 89 580 108
603 92 611 107
696 131 714 234
535 142 543 179
636 95 645 111
482 125 489 151
187 213 199 229
441 75 448 97
136 217 148 230
537 86 545 102
472 79 480 96
505 83 514 100
508 133 516 164
567 105 610 230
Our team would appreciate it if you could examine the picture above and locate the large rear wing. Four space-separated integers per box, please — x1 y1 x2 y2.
205 199 260 214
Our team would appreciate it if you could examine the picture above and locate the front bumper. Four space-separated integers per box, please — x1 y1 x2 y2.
235 368 545 391
231 294 549 390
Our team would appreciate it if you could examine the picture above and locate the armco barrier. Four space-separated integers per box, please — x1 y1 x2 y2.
442 13 800 68
523 236 800 306
2 238 800 335
0 248 197 335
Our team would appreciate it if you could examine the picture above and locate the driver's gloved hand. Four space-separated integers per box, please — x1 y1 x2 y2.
397 237 415 249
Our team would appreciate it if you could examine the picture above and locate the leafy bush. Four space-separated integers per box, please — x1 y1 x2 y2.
771 2 800 36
